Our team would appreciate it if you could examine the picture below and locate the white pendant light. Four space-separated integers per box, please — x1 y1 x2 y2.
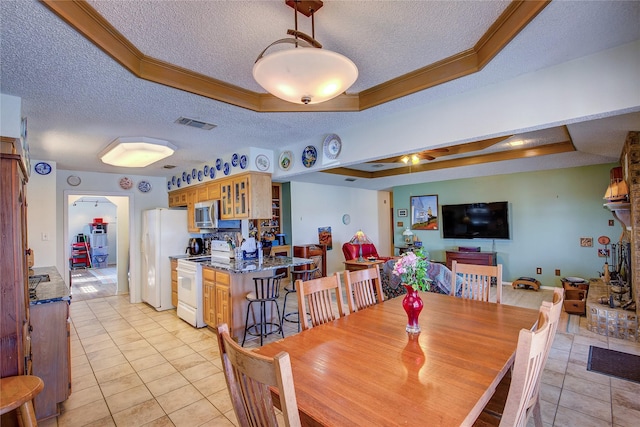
253 1 358 105
99 137 176 168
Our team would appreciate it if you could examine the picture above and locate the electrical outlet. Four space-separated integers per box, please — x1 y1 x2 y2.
41 232 49 241
609 220 615 226
536 267 542 274
555 269 561 276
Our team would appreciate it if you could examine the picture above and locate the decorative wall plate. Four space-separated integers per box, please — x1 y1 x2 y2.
186 174 191 184
203 165 209 175
302 145 317 168
172 176 176 185
176 179 181 188
167 181 172 190
255 154 270 171
138 180 152 193
197 170 203 181
216 158 222 170
191 168 197 179
209 167 216 179
323 134 342 159
182 171 187 182
239 154 248 169
67 175 81 186
119 177 133 190
34 162 52 175
279 151 293 170
223 162 231 175
231 153 239 167
598 236 610 245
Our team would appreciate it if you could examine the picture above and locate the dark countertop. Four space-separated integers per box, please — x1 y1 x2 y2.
194 256 313 274
29 266 71 305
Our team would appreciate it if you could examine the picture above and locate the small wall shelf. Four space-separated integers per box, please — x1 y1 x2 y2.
604 202 631 230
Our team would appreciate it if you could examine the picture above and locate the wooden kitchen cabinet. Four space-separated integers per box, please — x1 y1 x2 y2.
220 179 233 218
30 300 71 420
202 267 231 329
197 182 220 202
170 259 178 307
202 268 215 326
186 189 197 233
0 147 30 380
215 272 231 327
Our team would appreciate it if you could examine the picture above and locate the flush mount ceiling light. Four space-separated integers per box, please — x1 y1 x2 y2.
99 137 177 168
253 0 358 105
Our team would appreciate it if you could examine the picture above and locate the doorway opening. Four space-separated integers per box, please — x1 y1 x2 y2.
64 192 131 300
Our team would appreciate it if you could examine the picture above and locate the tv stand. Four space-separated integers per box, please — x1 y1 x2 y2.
445 251 497 270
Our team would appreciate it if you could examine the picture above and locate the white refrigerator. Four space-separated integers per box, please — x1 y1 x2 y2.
141 208 187 311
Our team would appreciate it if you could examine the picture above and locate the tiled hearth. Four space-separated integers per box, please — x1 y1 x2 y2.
587 280 638 342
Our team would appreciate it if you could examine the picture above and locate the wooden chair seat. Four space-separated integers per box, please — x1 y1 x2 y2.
0 375 44 427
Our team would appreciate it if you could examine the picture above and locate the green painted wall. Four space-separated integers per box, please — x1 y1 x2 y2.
392 164 619 287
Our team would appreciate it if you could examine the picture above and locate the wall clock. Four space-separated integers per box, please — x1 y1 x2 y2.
34 162 52 175
342 214 351 225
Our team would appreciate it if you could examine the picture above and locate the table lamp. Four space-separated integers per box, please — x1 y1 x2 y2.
403 227 414 244
349 229 372 262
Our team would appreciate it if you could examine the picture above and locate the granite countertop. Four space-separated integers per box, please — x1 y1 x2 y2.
29 266 70 305
199 256 313 274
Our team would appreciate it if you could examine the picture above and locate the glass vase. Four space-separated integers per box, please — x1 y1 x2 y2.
402 284 423 334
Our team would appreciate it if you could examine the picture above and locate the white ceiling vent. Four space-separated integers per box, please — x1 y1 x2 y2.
175 117 217 130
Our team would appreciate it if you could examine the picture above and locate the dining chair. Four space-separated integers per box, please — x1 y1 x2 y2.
451 260 502 303
343 265 384 313
296 272 346 331
474 309 551 427
476 289 563 427
216 323 301 427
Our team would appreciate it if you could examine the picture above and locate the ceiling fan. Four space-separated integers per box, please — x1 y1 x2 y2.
399 148 450 164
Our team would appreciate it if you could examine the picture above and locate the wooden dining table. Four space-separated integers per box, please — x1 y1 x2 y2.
255 292 539 426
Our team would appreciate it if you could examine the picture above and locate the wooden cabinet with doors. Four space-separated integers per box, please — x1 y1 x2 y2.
252 183 283 241
186 189 197 233
0 144 30 379
220 172 271 219
170 259 178 307
197 181 220 202
201 267 232 329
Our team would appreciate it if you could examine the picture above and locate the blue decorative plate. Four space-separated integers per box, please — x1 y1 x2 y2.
186 174 191 184
34 162 52 175
239 154 248 169
172 176 176 185
209 167 215 179
197 170 203 181
138 180 152 193
223 162 230 176
216 158 222 170
231 153 239 167
182 171 187 182
302 145 318 168
167 181 171 190
176 179 181 188
191 168 197 179
203 165 209 175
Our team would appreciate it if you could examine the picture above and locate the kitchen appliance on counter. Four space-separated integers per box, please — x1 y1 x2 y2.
210 240 232 263
141 208 188 311
187 237 203 256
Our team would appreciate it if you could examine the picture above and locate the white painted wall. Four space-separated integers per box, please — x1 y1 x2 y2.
289 182 390 274
26 159 57 268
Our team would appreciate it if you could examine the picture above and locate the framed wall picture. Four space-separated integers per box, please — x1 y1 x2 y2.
397 208 408 217
410 195 439 230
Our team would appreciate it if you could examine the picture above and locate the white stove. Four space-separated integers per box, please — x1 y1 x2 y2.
176 258 205 328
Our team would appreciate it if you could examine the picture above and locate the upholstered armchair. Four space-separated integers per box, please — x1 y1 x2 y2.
342 243 393 262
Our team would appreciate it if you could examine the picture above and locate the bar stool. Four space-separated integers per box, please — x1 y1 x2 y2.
0 375 44 427
282 267 319 332
242 273 286 346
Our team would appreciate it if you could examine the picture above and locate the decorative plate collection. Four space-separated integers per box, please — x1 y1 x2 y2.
114 176 154 193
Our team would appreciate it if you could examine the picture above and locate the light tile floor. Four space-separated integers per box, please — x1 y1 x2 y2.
38 284 639 427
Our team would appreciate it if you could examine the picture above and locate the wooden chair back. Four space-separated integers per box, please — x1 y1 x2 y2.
451 261 503 303
296 272 346 331
343 266 384 313
216 324 301 427
499 310 551 427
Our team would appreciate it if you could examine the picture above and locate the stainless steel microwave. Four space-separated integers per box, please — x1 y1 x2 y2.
194 200 218 229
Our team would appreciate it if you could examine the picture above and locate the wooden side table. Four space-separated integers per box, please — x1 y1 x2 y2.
344 259 386 272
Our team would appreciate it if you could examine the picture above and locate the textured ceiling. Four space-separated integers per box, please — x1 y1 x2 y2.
1 0 639 191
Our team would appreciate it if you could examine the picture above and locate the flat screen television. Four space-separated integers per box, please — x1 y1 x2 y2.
441 201 510 239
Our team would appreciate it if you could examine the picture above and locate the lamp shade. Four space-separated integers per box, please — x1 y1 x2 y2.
99 137 176 167
253 47 358 105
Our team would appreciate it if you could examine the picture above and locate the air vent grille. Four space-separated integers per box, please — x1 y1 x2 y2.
345 178 357 182
163 165 176 169
175 117 217 130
